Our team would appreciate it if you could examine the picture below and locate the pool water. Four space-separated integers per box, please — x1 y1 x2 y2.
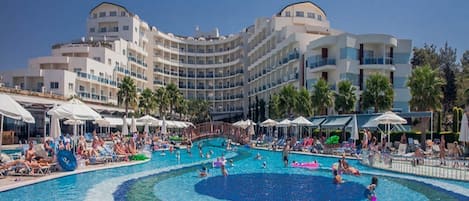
0 138 468 201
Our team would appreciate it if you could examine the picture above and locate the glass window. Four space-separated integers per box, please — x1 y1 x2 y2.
285 11 291 17
112 27 118 32
121 11 126 16
110 11 117 16
99 12 106 17
92 13 97 18
123 25 129 30
135 27 138 32
122 49 126 55
296 11 304 17
89 28 95 33
318 15 322 21
307 12 315 18
79 85 85 91
100 27 106 33
68 83 73 90
50 82 59 89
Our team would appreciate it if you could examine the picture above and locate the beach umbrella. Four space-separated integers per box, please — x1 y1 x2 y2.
260 119 278 127
459 113 469 142
64 119 84 136
122 115 129 136
130 116 138 133
50 115 61 139
351 114 359 140
0 93 35 151
291 116 313 139
372 111 407 143
47 98 101 120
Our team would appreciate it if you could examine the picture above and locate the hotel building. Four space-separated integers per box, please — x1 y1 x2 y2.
1 1 412 121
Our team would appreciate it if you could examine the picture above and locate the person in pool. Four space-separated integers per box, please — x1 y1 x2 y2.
229 159 234 167
282 145 289 167
255 152 262 160
199 166 208 177
364 176 378 200
221 164 228 176
333 170 344 184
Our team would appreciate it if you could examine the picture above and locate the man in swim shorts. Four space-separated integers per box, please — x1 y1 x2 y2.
282 145 289 167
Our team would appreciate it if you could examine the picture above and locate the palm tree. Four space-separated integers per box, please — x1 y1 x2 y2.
175 97 188 120
138 88 156 115
278 84 297 118
407 65 445 146
268 94 281 119
117 76 138 116
362 73 394 113
334 80 357 114
187 99 210 123
155 87 169 118
295 87 313 116
311 79 333 115
165 83 182 118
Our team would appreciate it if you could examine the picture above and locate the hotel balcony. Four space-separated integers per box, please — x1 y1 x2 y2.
115 66 148 81
76 72 118 88
360 57 395 70
128 56 147 67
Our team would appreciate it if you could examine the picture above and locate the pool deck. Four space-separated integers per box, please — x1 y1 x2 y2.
0 159 150 192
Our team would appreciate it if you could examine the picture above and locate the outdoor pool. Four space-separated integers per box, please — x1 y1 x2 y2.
1 138 468 201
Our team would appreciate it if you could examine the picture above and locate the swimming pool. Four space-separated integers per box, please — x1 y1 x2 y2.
1 138 468 201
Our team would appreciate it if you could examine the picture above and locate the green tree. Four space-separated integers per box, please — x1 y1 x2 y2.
362 74 394 113
411 43 439 69
334 80 357 114
138 88 156 115
175 97 188 120
311 79 333 115
165 83 182 118
407 65 444 146
155 87 169 118
117 76 138 116
458 50 469 105
295 87 313 117
439 42 458 113
268 94 281 119
259 99 266 122
278 84 298 117
187 99 210 123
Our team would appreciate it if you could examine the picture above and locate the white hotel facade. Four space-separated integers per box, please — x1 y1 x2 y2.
2 2 412 120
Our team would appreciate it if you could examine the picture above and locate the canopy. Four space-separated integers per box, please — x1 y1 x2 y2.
310 118 325 128
459 113 469 142
137 115 161 125
260 119 278 127
291 116 313 126
372 111 407 125
0 93 35 123
321 116 351 128
233 119 256 129
64 119 84 125
47 99 101 120
94 119 111 127
0 93 35 151
277 119 291 127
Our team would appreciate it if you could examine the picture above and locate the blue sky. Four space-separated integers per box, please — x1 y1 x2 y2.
1 0 468 70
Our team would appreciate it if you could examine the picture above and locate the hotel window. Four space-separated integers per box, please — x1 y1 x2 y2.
99 12 106 17
92 13 97 18
110 11 117 16
318 15 322 21
89 28 95 33
73 68 81 72
93 57 101 62
121 11 126 16
122 49 126 55
50 82 59 89
285 11 291 17
108 59 112 65
307 12 315 18
68 83 73 90
135 27 138 32
79 85 85 91
123 25 129 31
112 27 118 32
100 27 107 33
296 11 304 17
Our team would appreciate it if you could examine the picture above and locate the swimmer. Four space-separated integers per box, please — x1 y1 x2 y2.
199 150 204 158
333 170 344 184
176 151 181 161
160 150 166 156
199 166 208 177
206 152 211 159
255 152 262 160
209 150 214 155
262 161 267 168
221 164 228 176
229 159 234 167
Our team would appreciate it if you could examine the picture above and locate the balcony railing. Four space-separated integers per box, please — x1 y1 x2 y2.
76 72 117 87
308 58 336 69
363 57 393 65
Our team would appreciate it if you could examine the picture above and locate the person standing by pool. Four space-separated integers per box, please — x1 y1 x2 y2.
221 164 228 176
282 144 289 167
439 135 446 165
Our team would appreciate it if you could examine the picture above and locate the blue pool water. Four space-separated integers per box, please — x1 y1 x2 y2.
1 138 468 201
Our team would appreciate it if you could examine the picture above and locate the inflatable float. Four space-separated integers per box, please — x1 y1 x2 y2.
57 150 77 171
291 162 319 169
212 159 227 168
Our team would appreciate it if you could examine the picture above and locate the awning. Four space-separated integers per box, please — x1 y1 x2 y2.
321 116 351 128
309 117 325 127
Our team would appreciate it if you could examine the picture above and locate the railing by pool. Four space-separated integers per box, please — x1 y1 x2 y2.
359 150 469 181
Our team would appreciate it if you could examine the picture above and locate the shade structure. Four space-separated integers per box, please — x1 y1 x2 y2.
233 119 256 129
47 99 101 120
93 118 110 127
372 111 407 142
0 93 35 123
130 116 137 133
64 119 84 125
0 93 35 151
459 113 469 142
277 119 291 127
291 116 313 126
137 115 161 125
233 120 245 128
260 119 278 127
351 114 359 140
122 116 129 136
50 115 61 139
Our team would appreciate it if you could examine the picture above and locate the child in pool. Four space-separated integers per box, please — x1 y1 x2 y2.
333 170 344 184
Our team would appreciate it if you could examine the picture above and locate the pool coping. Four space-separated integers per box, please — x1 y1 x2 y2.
0 159 150 192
